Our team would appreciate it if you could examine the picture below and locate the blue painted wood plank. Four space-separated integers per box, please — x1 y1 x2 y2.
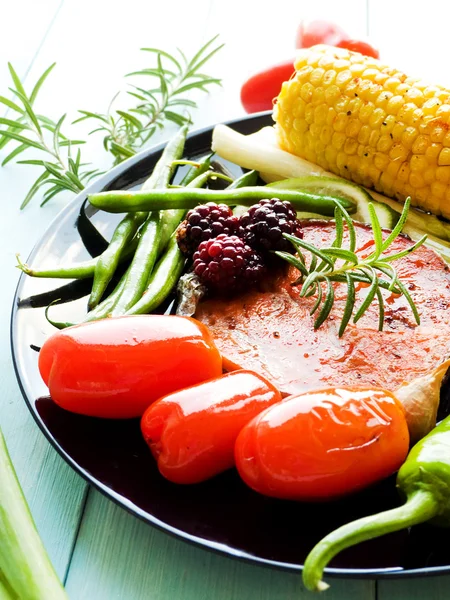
66 490 375 600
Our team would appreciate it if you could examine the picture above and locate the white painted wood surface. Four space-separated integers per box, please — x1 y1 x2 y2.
1 1 449 598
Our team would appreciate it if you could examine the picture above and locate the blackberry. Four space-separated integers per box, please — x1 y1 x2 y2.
238 198 303 254
176 202 239 257
193 234 266 293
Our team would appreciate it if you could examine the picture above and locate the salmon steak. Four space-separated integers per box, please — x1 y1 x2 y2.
195 221 450 396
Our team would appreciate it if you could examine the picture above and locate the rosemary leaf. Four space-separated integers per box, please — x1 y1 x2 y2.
353 267 379 324
368 202 384 260
281 199 423 336
0 37 222 208
310 282 323 316
314 279 335 330
376 288 385 332
339 273 356 337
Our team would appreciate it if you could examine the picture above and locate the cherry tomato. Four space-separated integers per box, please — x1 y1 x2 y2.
235 387 409 501
141 370 281 484
336 39 380 59
295 20 349 48
39 315 222 419
240 61 295 113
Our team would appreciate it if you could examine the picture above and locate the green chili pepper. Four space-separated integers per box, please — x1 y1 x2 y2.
88 187 354 215
302 414 450 592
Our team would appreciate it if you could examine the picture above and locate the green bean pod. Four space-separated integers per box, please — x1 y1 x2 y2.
108 214 162 316
123 167 217 316
125 235 185 315
16 235 140 281
88 128 189 306
88 212 146 308
227 169 258 189
88 187 355 215
83 269 128 323
17 254 98 280
156 156 215 253
107 127 189 316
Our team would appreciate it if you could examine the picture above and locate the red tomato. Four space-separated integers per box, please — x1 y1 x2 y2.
240 61 295 113
141 370 281 484
235 387 409 501
295 20 349 48
336 39 380 59
39 315 222 419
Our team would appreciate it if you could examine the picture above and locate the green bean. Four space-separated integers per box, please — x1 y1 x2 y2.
44 304 77 330
88 126 189 310
88 212 147 308
156 155 214 253
181 154 213 185
125 235 185 315
123 167 214 316
228 171 258 219
16 236 140 280
226 169 258 189
109 215 162 316
88 187 355 216
17 253 97 280
83 269 128 323
108 127 189 316
146 126 189 188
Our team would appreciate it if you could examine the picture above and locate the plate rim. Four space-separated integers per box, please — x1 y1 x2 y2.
10 111 450 580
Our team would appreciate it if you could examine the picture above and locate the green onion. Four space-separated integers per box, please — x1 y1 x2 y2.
0 429 68 599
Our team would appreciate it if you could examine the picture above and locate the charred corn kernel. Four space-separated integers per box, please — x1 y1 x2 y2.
274 45 450 218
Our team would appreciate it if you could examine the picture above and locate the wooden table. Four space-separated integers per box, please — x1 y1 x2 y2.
1 1 448 598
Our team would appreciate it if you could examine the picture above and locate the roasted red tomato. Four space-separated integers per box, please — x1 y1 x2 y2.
336 39 380 59
295 20 349 48
240 61 295 113
141 370 281 484
39 315 222 419
235 387 409 501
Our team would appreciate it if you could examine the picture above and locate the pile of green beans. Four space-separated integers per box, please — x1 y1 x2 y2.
19 128 255 328
20 125 353 329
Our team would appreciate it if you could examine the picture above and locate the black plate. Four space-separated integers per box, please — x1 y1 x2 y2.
11 112 450 579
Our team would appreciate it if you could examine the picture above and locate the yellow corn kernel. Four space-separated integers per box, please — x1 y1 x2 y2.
439 148 450 166
275 45 450 217
437 166 450 184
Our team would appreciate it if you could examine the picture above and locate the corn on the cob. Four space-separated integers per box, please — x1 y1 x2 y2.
274 45 450 219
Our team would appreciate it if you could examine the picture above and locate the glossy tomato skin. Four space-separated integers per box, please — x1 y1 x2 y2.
39 315 222 419
141 370 281 484
235 387 409 501
295 20 349 48
336 39 380 59
240 62 295 113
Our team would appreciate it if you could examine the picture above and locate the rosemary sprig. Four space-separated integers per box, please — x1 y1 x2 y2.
275 197 427 336
74 36 223 165
0 64 99 208
0 37 222 207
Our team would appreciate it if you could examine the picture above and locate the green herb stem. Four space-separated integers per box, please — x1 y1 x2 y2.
277 197 426 336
